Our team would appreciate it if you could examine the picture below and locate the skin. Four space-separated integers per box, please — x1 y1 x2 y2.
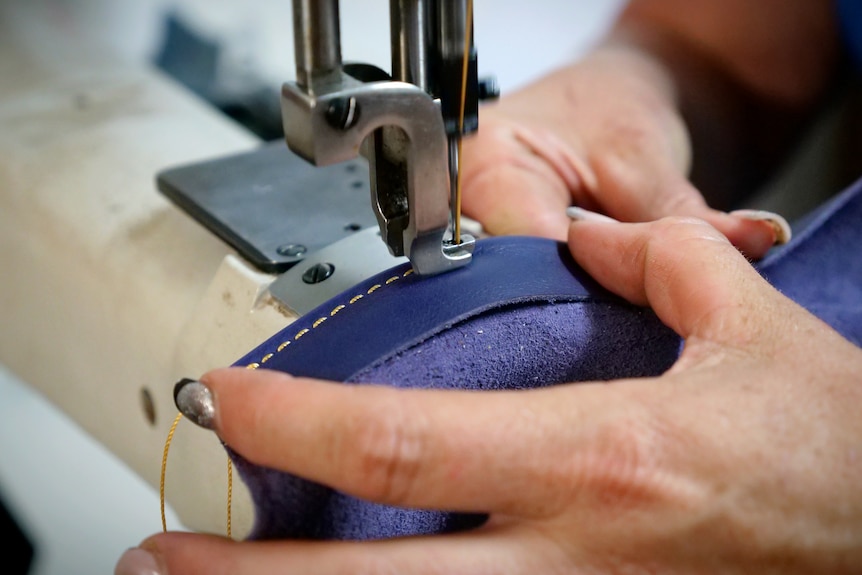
460 0 841 255
117 1 862 572
125 217 862 574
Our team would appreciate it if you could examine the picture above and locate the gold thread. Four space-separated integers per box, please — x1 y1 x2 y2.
183 263 417 535
160 411 183 533
159 5 471 539
226 457 233 538
453 0 473 244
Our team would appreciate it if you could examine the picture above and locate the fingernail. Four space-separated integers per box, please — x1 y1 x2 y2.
730 209 792 245
566 206 619 223
115 547 162 575
174 378 216 430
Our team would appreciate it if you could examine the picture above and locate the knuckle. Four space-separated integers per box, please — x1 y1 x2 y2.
347 399 428 505
653 215 714 237
569 408 670 511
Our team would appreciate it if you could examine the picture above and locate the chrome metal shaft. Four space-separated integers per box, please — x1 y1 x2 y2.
293 0 342 87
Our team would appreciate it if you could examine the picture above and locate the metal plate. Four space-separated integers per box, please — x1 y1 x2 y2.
268 226 408 315
157 141 379 273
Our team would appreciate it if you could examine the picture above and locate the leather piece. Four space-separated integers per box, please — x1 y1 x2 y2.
758 176 862 347
235 238 629 380
231 237 683 540
837 0 862 68
230 175 862 541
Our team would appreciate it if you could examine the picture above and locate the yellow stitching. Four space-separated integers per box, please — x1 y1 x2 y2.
196 265 415 538
226 457 233 538
253 265 414 366
160 412 183 533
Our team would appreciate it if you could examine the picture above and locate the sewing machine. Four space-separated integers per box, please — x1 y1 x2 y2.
0 0 496 542
156 0 491 328
280 0 482 274
150 1 490 534
0 2 623 569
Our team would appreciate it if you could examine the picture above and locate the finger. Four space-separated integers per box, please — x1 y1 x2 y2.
462 160 572 240
197 367 644 518
130 525 558 575
567 215 782 345
589 153 780 259
646 188 780 260
701 210 785 260
461 119 589 240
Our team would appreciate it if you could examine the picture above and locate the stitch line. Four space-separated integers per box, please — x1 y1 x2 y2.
245 267 413 368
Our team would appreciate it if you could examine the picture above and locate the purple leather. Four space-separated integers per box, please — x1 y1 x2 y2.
230 175 862 541
757 177 862 347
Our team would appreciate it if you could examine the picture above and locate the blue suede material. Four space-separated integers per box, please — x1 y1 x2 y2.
758 177 862 347
837 0 862 68
229 175 862 541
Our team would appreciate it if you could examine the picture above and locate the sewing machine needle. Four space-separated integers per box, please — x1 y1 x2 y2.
448 136 462 244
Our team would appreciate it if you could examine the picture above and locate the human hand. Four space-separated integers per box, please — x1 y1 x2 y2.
461 44 788 258
117 215 862 574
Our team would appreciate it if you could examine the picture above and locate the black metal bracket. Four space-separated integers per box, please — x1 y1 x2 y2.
157 142 379 273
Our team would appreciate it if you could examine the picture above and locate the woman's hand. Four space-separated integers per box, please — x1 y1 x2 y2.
461 43 786 258
117 214 862 574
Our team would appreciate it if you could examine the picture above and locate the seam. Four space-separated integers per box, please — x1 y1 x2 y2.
245 268 414 370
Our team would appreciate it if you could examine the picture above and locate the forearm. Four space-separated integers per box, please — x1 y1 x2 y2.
460 2 823 251
609 0 844 205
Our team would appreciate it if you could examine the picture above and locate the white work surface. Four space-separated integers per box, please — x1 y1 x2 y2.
0 1 623 574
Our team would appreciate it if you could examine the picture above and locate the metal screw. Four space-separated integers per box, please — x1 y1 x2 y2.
325 97 360 130
302 263 335 284
277 243 307 257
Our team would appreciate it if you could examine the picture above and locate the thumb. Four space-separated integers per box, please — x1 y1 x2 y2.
567 213 784 348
